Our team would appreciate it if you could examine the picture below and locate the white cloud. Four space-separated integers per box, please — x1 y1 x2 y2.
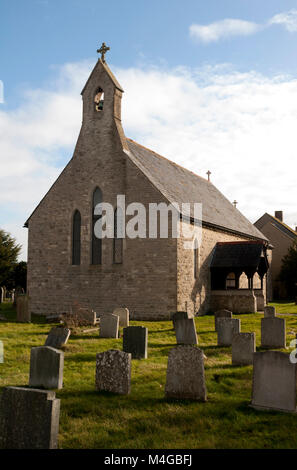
269 9 297 32
189 19 261 43
1 60 297 260
190 9 297 43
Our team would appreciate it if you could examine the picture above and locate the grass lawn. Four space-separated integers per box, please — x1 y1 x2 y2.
0 301 297 449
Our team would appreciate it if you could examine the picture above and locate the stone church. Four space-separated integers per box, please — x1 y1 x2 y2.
25 45 270 320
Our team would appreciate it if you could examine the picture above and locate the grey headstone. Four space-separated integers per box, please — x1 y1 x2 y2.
214 309 232 331
0 387 60 449
99 314 119 338
113 308 129 327
77 308 97 325
264 306 276 318
251 351 297 412
16 294 31 322
172 311 192 326
232 332 256 365
174 318 198 345
45 327 71 349
217 318 240 346
0 287 4 304
95 349 131 394
165 345 207 401
29 346 64 389
261 317 286 349
123 326 148 359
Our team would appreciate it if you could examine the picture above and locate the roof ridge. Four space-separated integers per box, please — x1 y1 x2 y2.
269 213 297 237
126 138 209 184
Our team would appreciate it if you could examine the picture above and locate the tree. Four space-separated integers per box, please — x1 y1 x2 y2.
279 240 297 299
0 229 21 287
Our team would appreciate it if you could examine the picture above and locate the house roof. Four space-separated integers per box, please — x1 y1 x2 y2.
210 241 267 269
254 213 297 241
126 139 268 241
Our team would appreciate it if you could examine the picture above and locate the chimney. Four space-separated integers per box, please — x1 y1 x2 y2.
275 211 283 222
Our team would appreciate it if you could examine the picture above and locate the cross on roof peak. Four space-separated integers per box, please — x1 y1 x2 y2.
97 42 110 63
206 170 211 182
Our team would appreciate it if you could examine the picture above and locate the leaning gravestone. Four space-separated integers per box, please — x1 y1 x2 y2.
95 349 131 395
45 327 71 349
113 307 129 327
0 386 60 449
214 310 232 331
232 332 255 365
123 326 148 359
29 346 64 389
174 317 198 345
99 314 119 338
165 345 207 401
16 294 31 322
264 306 276 318
217 318 240 347
251 351 297 412
261 317 286 349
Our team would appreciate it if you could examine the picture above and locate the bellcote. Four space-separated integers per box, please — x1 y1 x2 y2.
81 58 124 124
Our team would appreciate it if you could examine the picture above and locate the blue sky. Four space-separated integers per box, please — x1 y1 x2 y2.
1 0 297 259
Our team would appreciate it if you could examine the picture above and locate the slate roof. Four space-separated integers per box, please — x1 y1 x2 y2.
254 213 297 241
126 139 268 241
210 241 266 269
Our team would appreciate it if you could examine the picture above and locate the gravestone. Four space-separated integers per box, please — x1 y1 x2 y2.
95 349 131 394
14 286 24 307
0 386 60 449
232 332 255 365
214 310 232 331
264 306 276 318
174 318 198 345
0 340 3 363
261 317 286 349
172 311 192 327
99 314 119 338
45 327 71 349
251 351 297 412
217 318 240 346
77 308 97 325
0 287 4 304
16 294 31 322
165 345 207 401
29 346 64 389
113 307 129 327
123 326 148 359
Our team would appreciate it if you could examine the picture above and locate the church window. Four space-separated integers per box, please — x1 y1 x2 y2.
94 88 104 111
92 187 102 264
113 207 123 264
72 210 81 265
226 272 236 289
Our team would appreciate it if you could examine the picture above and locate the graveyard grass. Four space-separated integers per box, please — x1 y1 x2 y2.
0 302 297 449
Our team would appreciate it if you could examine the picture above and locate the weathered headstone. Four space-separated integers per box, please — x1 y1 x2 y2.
29 346 64 389
174 318 198 345
0 287 4 304
77 307 97 325
16 294 31 322
261 317 286 349
251 351 297 412
264 306 276 318
217 318 240 346
45 327 71 349
172 311 192 327
232 332 255 365
0 386 60 449
99 314 119 338
165 345 207 401
214 309 232 331
123 326 148 359
113 307 129 327
95 349 131 394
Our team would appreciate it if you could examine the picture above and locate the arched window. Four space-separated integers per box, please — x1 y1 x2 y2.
226 272 236 289
92 187 102 264
72 210 81 265
94 88 104 112
113 207 123 264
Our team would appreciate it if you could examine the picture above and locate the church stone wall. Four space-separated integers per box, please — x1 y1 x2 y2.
176 224 266 315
